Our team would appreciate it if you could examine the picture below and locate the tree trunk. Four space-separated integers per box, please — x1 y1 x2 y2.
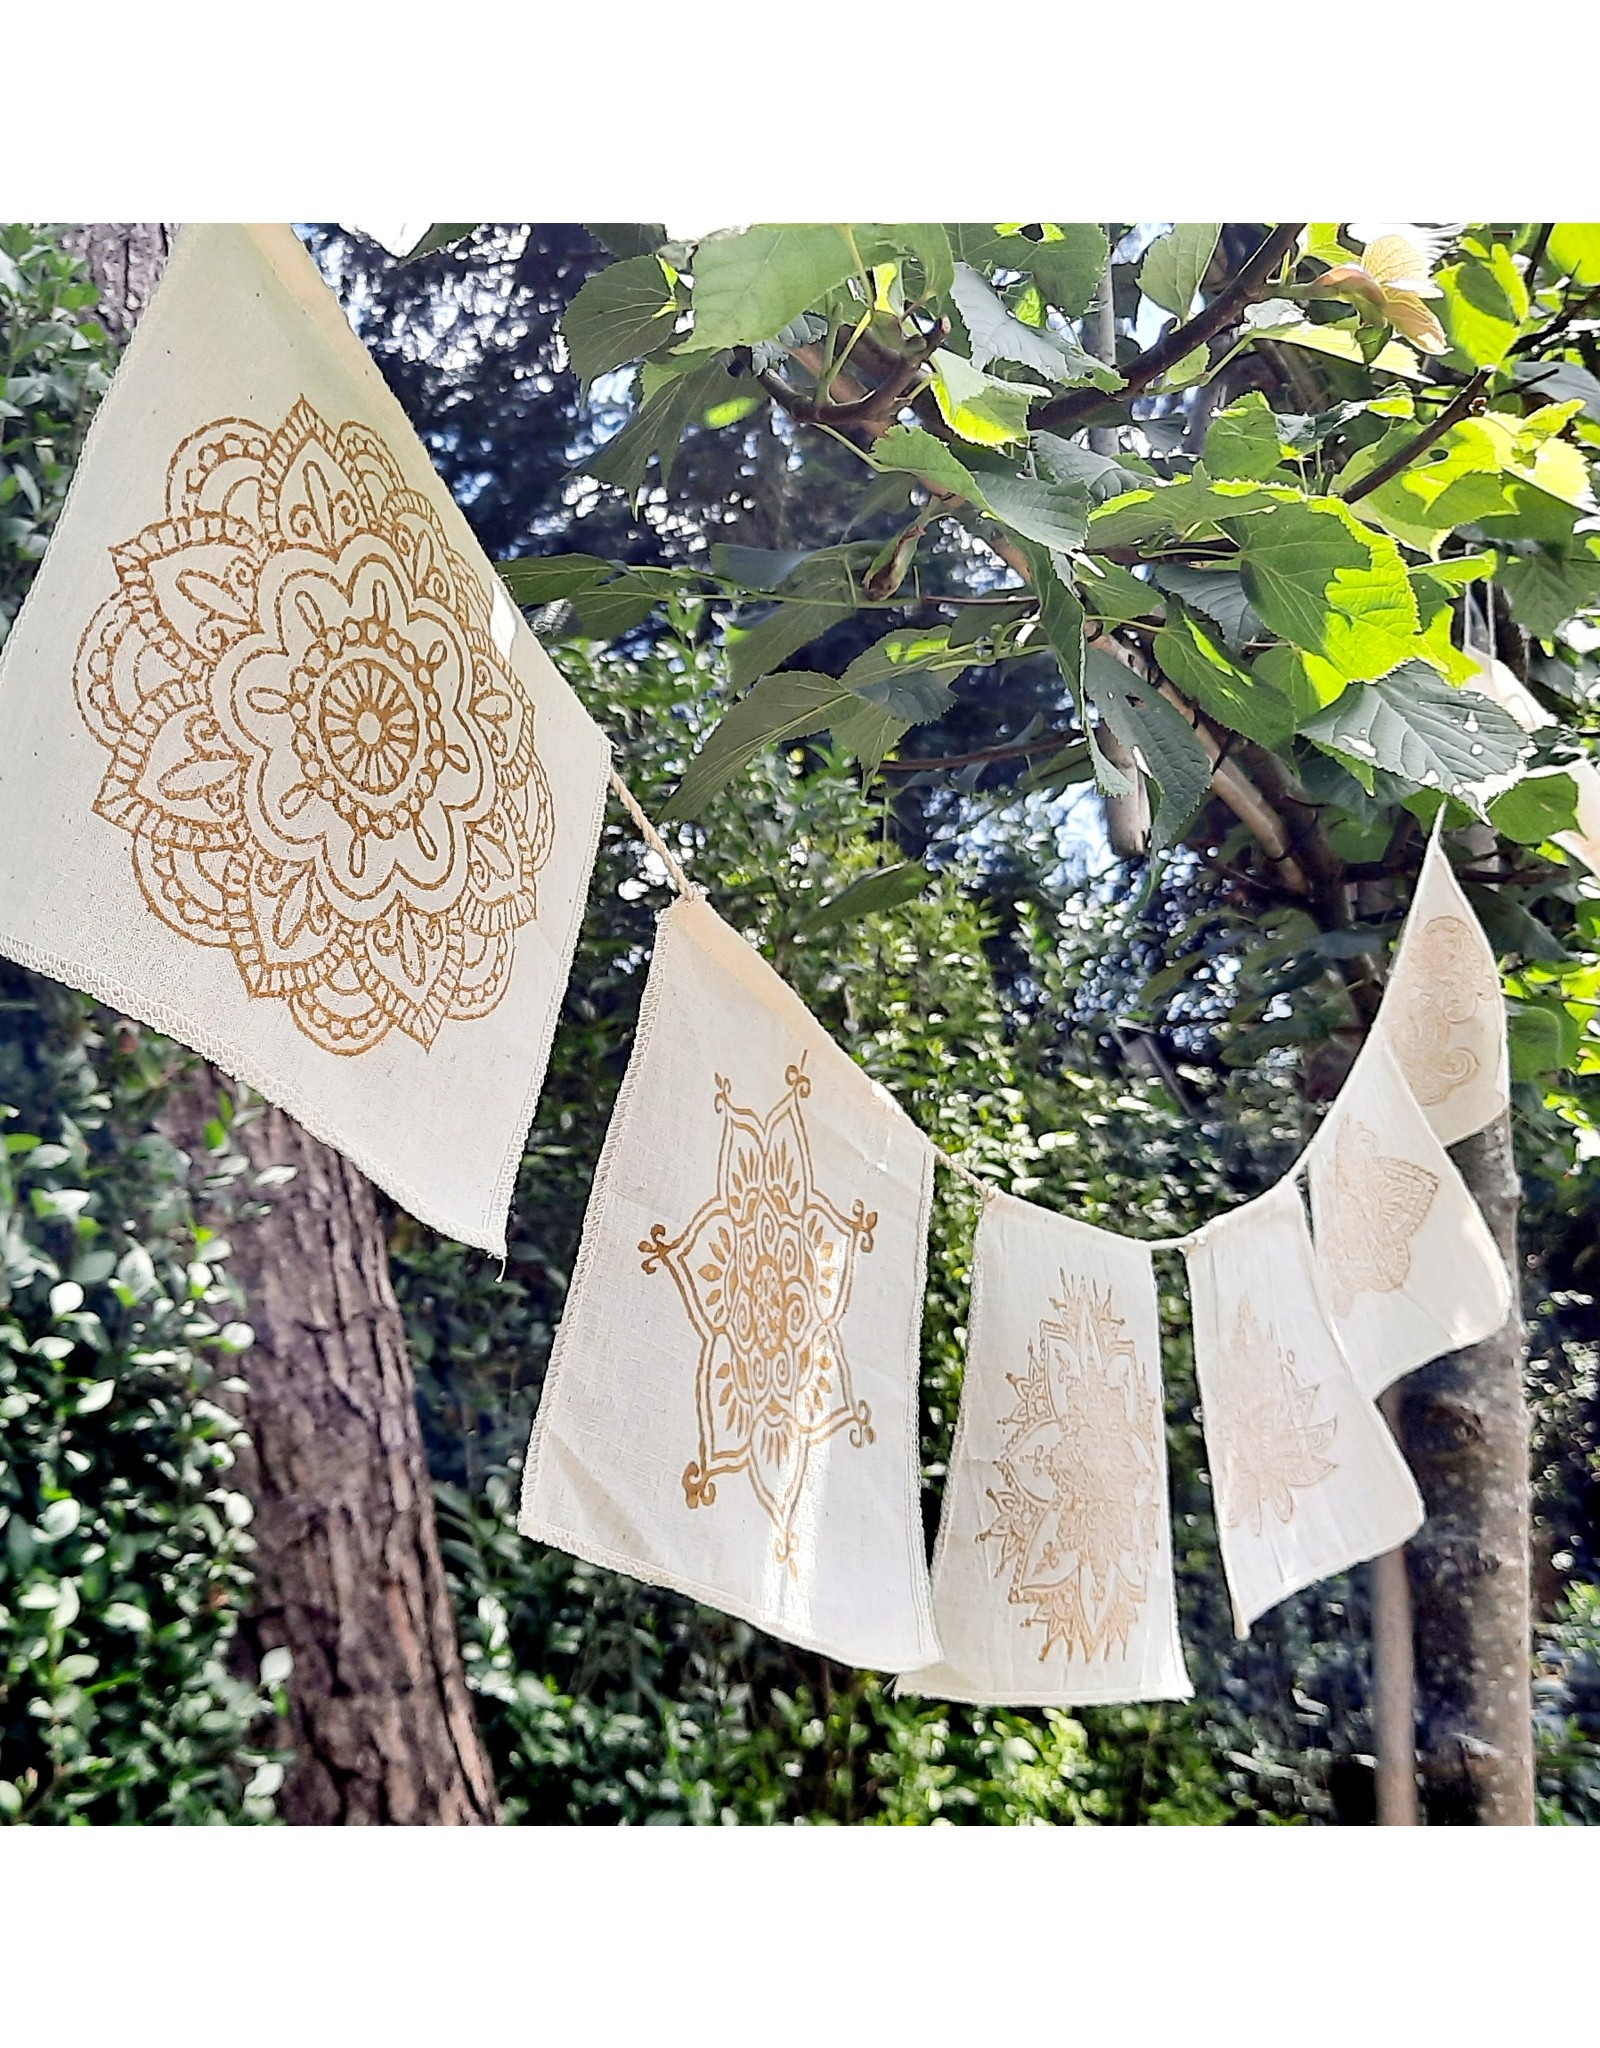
1398 1109 1535 1825
59 223 179 346
214 1105 500 1824
67 223 499 1825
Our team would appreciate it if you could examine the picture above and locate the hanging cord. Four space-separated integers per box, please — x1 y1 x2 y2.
608 767 702 902
935 1148 997 1203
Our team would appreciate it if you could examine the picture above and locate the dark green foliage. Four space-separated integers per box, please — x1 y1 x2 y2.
0 227 111 645
0 970 283 1822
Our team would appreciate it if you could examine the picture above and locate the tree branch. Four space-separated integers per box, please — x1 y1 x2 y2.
1338 370 1490 503
1033 223 1306 434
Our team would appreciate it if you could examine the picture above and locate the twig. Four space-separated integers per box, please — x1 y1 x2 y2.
1338 371 1491 503
881 728 1081 773
1034 223 1306 434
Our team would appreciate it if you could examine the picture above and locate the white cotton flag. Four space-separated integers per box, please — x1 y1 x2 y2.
519 895 941 1672
1375 823 1508 1148
1186 1178 1424 1636
0 225 609 1255
1467 652 1600 880
898 1193 1190 1707
1307 1034 1511 1398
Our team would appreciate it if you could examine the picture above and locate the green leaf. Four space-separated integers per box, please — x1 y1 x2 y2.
690 226 858 352
722 548 866 688
1489 772 1582 844
497 553 617 606
980 473 1092 553
1033 435 1152 502
829 698 910 777
855 224 955 301
1021 546 1130 800
1548 224 1600 288
1081 645 1213 846
946 224 1108 317
1081 559 1161 627
1088 477 1277 549
1024 227 1110 319
1140 224 1221 317
1150 564 1262 654
1500 543 1600 640
1509 1001 1581 1080
1202 391 1285 481
868 424 984 502
586 224 669 260
1232 498 1420 682
794 863 927 935
1438 247 1528 369
950 265 1118 389
1302 661 1528 801
587 355 736 498
928 351 1045 447
562 255 680 388
725 599 854 693
662 672 848 820
838 630 963 722
1154 604 1295 746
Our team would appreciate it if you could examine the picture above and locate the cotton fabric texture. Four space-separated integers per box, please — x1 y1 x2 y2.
1186 1178 1424 1636
899 1193 1190 1707
1307 1034 1510 1398
1375 825 1508 1150
519 895 941 1672
0 224 609 1254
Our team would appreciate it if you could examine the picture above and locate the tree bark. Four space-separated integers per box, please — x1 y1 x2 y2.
214 1105 500 1824
58 224 179 346
1398 1109 1535 1825
66 222 499 1825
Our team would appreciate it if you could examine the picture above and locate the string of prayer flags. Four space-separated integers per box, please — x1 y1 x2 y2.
898 1193 1190 1707
1185 1179 1424 1636
1307 1034 1511 1399
0 224 610 1255
1375 821 1509 1150
518 895 942 1673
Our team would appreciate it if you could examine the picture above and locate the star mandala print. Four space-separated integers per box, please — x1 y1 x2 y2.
640 1057 877 1570
73 400 554 1055
1217 1299 1339 1537
977 1276 1161 1664
1318 1118 1438 1316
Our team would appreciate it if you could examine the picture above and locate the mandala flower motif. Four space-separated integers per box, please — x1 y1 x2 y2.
1315 1117 1438 1316
977 1276 1160 1664
1389 915 1499 1107
73 400 553 1055
1215 1300 1338 1538
640 1057 876 1569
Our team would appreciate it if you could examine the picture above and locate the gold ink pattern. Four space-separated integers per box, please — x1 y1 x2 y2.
977 1275 1160 1664
1216 1300 1339 1537
73 400 553 1055
1390 914 1498 1108
640 1056 876 1570
1316 1118 1439 1317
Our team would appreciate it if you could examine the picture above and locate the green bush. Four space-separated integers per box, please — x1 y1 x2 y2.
0 977 283 1822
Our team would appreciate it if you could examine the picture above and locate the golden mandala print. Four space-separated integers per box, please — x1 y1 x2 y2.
73 400 554 1055
1215 1300 1338 1538
640 1056 876 1571
977 1275 1161 1665
1316 1118 1439 1317
1389 914 1498 1108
